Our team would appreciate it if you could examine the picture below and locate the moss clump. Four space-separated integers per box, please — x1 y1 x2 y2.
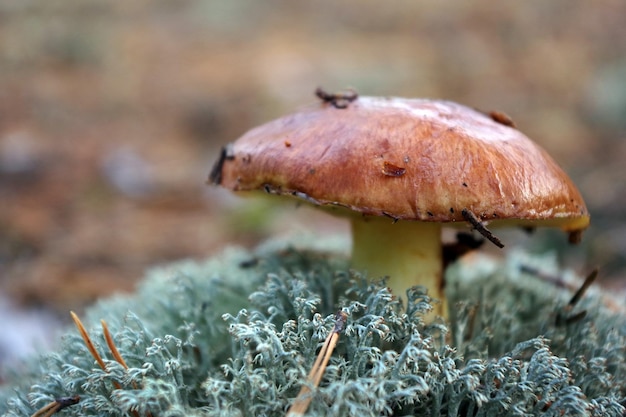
0 243 624 416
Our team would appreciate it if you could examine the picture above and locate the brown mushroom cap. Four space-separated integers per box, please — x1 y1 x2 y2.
213 96 589 235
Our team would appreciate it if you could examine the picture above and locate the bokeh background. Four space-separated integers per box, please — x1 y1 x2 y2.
1 1 625 366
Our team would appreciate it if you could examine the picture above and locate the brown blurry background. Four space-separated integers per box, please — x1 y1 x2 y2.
1 1 625 362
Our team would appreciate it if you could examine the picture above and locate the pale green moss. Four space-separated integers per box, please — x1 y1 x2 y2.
0 242 624 417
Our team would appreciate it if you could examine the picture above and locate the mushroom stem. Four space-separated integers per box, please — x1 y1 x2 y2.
350 218 445 319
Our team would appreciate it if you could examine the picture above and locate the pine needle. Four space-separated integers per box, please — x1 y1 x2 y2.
286 311 347 417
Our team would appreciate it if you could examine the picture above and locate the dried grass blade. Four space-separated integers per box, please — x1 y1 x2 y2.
70 311 107 371
101 320 128 369
286 312 347 417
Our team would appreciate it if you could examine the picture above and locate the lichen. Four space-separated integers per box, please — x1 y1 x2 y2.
1 243 624 417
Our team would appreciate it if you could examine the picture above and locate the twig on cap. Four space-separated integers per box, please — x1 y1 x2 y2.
461 208 504 248
208 144 235 185
488 110 516 128
286 311 348 417
315 87 358 109
382 211 400 224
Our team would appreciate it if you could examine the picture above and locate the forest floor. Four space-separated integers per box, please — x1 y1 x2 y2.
1 0 624 366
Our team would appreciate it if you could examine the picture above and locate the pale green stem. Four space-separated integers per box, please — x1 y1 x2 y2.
350 218 445 319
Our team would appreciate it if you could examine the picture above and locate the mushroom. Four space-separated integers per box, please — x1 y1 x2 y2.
209 93 589 319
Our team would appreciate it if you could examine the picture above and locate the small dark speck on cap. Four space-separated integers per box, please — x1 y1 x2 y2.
489 110 516 128
382 161 406 177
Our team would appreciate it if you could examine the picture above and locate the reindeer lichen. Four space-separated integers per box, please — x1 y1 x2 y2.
1 243 624 417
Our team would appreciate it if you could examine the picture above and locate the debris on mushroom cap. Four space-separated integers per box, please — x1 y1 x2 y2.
211 96 589 238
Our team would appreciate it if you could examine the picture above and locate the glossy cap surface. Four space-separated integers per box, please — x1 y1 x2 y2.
211 96 589 235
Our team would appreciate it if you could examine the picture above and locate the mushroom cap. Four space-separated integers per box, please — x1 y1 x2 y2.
212 96 589 235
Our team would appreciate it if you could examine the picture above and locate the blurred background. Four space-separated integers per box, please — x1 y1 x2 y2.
1 1 625 366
